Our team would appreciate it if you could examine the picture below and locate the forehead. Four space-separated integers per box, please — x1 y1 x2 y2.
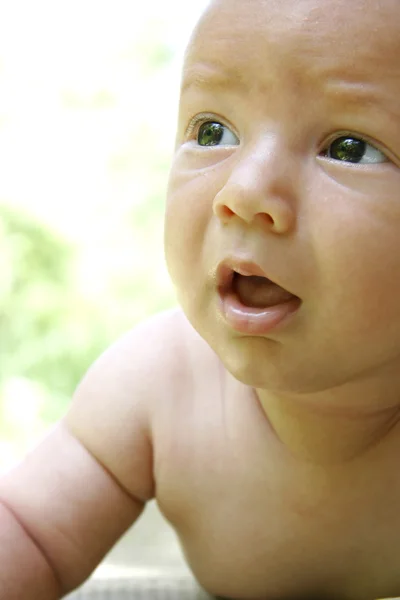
183 0 400 91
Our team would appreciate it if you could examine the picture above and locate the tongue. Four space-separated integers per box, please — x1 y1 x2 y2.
233 274 294 308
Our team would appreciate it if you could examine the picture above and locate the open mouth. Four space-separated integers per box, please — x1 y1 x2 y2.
231 272 297 309
216 260 301 333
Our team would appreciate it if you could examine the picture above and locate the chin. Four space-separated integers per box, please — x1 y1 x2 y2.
215 340 341 395
208 336 289 389
182 300 349 395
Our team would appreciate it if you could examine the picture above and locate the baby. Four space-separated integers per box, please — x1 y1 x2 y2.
2 0 400 598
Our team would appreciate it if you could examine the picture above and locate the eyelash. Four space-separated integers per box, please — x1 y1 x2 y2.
184 116 389 163
185 113 235 139
321 131 378 151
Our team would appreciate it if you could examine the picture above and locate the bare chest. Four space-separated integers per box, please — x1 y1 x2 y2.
149 319 400 599
153 384 400 599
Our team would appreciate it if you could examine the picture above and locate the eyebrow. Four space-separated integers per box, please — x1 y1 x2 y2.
326 78 382 103
181 63 400 125
181 64 247 94
324 77 400 121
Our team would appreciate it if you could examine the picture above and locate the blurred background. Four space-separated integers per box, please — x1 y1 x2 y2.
1 2 212 587
0 0 209 470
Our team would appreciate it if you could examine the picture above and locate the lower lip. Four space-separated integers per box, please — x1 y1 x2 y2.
218 290 301 335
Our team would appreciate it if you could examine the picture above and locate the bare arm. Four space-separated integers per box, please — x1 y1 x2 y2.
0 423 144 599
0 310 176 599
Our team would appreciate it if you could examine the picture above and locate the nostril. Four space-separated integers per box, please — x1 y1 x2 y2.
216 205 275 227
256 212 274 226
221 206 235 218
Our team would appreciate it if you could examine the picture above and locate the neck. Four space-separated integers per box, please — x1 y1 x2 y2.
256 369 400 465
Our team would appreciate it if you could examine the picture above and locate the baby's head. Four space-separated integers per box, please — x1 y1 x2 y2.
164 0 400 398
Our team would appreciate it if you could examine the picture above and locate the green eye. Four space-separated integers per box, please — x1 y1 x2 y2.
322 136 387 164
329 137 366 163
197 121 239 147
198 122 223 146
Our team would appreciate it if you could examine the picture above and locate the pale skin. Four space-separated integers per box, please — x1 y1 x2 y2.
1 0 400 598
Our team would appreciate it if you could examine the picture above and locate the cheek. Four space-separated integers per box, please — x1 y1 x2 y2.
164 163 215 285
315 207 400 337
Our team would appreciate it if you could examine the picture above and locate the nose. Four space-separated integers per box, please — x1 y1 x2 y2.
213 138 298 234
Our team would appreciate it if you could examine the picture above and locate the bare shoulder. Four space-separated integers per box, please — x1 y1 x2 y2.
132 306 224 406
0 308 229 595
64 306 212 496
59 304 222 523
70 306 207 409
0 308 203 595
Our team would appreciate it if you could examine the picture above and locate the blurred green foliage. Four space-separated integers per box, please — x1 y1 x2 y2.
0 196 175 466
0 206 110 424
0 8 183 466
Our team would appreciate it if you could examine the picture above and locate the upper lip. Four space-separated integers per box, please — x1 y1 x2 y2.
215 256 297 297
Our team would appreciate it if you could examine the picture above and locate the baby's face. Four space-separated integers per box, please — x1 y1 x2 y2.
164 0 400 396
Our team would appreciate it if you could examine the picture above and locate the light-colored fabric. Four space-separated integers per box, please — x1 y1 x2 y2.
65 574 212 599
